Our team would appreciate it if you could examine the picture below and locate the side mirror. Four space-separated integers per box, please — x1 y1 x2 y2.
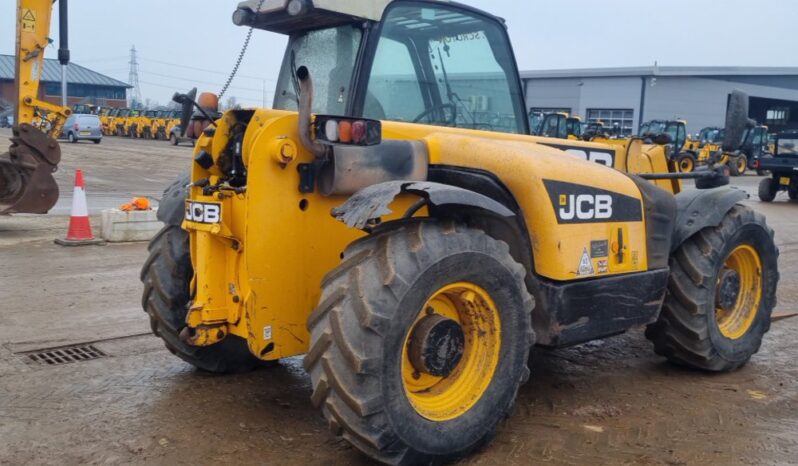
173 88 197 138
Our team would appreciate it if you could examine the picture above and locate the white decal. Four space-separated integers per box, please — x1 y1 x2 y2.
565 149 614 167
559 195 613 221
578 248 595 276
185 202 221 224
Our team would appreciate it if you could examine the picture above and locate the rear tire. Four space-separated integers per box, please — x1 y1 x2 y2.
729 155 747 176
68 132 76 143
676 153 696 173
140 224 266 373
789 183 798 200
758 178 777 202
170 133 179 146
645 205 778 372
93 139 101 145
305 221 534 465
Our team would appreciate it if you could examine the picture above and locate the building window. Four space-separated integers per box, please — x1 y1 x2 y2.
43 83 126 100
766 108 789 125
586 108 634 136
530 107 572 115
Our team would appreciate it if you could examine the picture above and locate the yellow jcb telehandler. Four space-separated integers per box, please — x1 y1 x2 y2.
142 2 779 464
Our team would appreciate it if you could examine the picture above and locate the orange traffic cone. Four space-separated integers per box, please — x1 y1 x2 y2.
55 169 105 246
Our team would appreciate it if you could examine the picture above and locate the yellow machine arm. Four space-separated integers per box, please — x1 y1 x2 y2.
0 0 69 215
15 0 71 137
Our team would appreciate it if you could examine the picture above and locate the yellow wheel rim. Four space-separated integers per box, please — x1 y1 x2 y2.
402 282 501 422
737 158 747 173
679 157 694 173
715 245 762 340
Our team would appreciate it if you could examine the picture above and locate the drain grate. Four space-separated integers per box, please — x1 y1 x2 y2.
22 344 107 366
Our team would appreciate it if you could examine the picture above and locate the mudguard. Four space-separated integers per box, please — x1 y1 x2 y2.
671 187 748 252
332 180 514 229
157 172 190 226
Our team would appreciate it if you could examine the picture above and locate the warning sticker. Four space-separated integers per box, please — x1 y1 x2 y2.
577 248 594 276
597 260 609 274
21 9 36 32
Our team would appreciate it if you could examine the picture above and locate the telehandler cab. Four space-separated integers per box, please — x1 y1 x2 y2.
142 1 779 464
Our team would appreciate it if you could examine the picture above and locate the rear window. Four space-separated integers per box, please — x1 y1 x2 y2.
777 138 798 156
78 115 100 125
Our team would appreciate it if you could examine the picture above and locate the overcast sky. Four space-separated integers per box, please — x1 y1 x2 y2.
2 0 796 107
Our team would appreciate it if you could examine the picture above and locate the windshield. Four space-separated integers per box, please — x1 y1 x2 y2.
642 121 666 135
363 3 525 133
274 26 362 114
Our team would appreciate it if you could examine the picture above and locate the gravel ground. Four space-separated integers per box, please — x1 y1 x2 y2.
1 128 796 466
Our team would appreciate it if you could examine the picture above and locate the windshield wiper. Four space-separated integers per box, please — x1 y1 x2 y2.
436 47 477 128
289 49 301 105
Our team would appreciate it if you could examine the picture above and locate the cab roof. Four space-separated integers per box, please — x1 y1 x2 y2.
234 0 504 34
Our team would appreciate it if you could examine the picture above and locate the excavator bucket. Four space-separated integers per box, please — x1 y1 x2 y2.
0 124 61 215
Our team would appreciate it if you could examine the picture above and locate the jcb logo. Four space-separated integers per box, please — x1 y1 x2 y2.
544 180 643 225
559 194 613 220
565 149 614 167
185 202 221 224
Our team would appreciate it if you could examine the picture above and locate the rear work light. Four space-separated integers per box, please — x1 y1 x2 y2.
313 115 381 146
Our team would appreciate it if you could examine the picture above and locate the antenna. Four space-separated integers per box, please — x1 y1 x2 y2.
128 45 142 108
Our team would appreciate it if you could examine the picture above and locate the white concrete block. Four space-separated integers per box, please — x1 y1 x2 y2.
100 208 163 242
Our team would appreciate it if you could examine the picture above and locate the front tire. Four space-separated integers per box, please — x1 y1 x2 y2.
305 221 534 465
68 132 77 143
170 133 179 146
140 223 265 373
758 178 777 202
645 205 778 371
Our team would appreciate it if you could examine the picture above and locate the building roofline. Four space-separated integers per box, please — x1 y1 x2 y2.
520 65 798 80
0 54 131 88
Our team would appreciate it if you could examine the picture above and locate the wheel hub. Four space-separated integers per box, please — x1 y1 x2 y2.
716 268 741 312
408 314 465 377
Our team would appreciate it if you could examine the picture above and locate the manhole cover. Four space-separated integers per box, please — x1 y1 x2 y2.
22 344 107 366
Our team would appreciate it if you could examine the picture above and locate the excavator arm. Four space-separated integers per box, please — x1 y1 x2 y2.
0 0 70 214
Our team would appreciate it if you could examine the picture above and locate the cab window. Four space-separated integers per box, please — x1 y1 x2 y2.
364 3 525 133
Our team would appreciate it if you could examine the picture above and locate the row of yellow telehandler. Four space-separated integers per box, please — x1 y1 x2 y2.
96 107 181 141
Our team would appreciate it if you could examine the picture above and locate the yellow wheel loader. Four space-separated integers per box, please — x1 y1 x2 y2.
0 0 71 215
534 112 582 140
142 2 779 464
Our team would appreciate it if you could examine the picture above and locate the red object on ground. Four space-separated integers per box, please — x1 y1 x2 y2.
63 169 95 241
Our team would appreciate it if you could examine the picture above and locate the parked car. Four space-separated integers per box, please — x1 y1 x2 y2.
61 114 102 144
0 115 13 128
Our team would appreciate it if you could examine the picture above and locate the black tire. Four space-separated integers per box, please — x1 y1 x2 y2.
645 205 779 372
305 221 534 465
93 139 101 145
729 155 747 176
170 133 179 146
140 223 266 373
789 183 798 200
676 153 696 173
758 178 777 202
68 132 77 143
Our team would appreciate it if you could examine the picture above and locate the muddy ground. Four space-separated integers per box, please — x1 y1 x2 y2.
1 128 797 466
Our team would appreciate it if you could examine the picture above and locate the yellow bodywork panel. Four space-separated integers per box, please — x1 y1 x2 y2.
183 109 661 360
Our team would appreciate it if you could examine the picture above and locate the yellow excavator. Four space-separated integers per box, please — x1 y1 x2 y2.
0 0 71 215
